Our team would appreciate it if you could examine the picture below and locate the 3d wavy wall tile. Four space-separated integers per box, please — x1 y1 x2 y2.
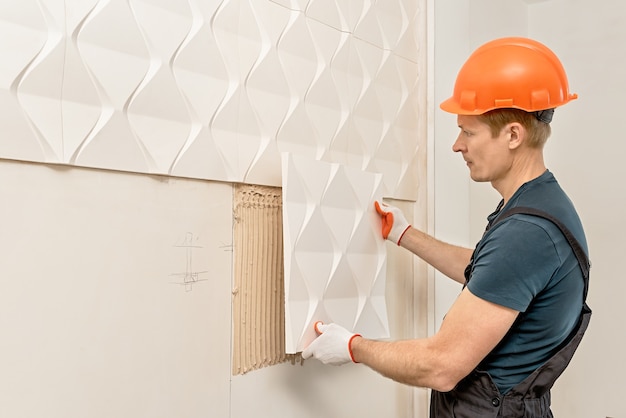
0 0 421 200
281 153 389 354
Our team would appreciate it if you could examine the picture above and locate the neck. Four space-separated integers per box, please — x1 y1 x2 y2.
493 149 546 205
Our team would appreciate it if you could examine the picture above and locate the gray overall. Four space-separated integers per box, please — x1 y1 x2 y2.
430 207 591 418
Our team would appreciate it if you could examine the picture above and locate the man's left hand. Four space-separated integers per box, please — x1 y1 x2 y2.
301 322 361 365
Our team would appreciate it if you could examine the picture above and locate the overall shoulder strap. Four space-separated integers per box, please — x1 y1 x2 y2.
492 206 590 301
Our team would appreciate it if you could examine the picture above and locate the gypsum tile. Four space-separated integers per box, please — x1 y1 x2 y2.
169 126 231 181
305 0 347 32
0 2 48 87
60 41 101 163
0 90 48 162
72 111 152 173
210 86 264 181
74 0 150 108
282 152 388 353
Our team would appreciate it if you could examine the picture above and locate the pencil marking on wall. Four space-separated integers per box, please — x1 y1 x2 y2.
170 232 208 291
219 242 233 252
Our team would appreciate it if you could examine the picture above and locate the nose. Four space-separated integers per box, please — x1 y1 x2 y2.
452 133 465 153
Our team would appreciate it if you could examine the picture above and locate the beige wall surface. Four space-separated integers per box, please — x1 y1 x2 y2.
0 161 234 418
0 160 427 418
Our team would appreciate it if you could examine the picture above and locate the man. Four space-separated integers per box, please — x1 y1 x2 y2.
302 37 591 417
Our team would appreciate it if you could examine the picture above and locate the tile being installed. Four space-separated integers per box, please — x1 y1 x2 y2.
282 152 389 354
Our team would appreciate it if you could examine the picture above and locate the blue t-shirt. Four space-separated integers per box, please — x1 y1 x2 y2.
466 170 587 394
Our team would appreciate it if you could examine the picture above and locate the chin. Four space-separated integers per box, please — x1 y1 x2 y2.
469 173 488 183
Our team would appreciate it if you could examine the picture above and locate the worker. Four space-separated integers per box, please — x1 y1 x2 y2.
302 37 591 417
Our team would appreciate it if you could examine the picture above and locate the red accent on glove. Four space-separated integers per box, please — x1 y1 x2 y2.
348 334 361 363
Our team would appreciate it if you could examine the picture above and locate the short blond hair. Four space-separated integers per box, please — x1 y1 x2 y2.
477 108 551 148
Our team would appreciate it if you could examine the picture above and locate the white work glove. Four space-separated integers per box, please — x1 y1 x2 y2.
301 322 361 365
374 200 411 245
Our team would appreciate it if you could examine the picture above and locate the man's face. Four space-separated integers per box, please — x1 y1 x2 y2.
452 115 512 183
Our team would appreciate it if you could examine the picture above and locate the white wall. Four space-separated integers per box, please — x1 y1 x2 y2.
528 2 625 416
432 0 528 330
432 0 471 330
434 1 623 416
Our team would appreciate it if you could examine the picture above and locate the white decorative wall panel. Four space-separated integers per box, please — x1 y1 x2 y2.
282 153 389 353
0 0 421 200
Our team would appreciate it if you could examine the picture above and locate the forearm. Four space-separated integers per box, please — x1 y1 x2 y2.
350 337 459 392
400 227 473 284
347 289 519 391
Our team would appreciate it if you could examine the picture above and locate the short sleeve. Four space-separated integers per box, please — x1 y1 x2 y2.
466 218 561 312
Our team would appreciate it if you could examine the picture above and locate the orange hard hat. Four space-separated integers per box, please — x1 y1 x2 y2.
440 37 577 117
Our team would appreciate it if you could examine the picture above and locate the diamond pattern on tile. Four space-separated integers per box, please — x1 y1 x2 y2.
0 2 50 162
61 40 101 163
269 0 309 12
282 152 388 354
68 0 152 171
394 0 420 63
72 111 151 173
354 0 407 51
211 0 267 180
307 0 368 33
124 0 194 173
0 0 423 200
242 1 292 185
10 0 65 163
305 0 347 32
170 1 230 179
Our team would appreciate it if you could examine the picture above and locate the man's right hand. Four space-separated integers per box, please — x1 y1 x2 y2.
374 201 411 245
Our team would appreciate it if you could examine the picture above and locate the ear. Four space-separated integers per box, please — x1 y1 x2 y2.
506 122 525 150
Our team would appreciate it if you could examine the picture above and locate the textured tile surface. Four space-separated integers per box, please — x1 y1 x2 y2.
282 153 389 353
0 0 421 200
